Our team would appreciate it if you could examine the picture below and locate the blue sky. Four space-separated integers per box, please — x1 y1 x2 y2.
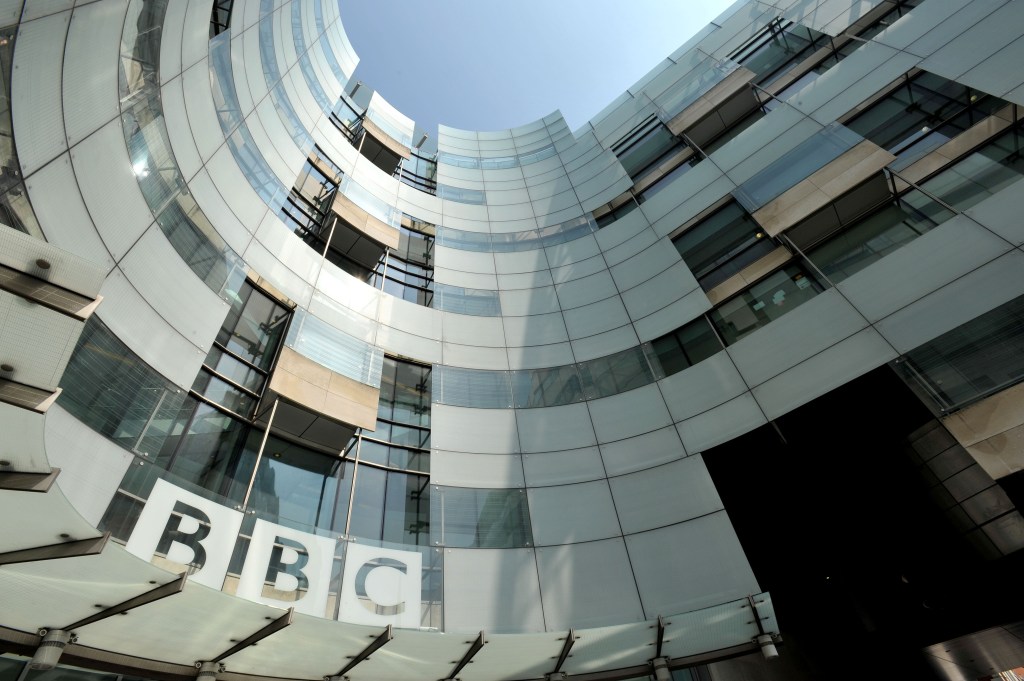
340 0 737 137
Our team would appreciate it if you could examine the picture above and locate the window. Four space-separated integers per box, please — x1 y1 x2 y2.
673 201 777 291
917 122 1024 212
395 151 438 195
805 188 955 284
846 71 1009 167
612 115 684 179
896 294 1024 412
209 0 234 37
730 18 830 87
709 264 825 345
596 199 639 228
649 317 723 377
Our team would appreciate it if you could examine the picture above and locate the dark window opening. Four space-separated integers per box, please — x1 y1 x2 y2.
209 0 234 38
673 201 778 291
612 115 685 179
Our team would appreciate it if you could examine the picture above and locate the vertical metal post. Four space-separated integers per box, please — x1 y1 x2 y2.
343 434 362 537
241 398 278 510
134 388 169 455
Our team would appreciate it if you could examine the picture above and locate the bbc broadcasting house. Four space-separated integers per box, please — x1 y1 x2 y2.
1 0 1024 679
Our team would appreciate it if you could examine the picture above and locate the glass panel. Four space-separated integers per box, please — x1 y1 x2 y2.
285 309 385 387
578 346 655 399
673 202 775 290
248 436 352 533
383 472 431 546
806 189 955 283
649 317 723 378
191 371 256 416
919 123 1024 212
897 294 1024 412
710 264 824 345
734 123 862 211
614 117 683 179
510 365 585 408
846 71 1009 166
433 283 501 316
432 365 512 408
430 486 533 548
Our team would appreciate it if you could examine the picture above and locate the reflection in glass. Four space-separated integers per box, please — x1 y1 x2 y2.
806 190 955 283
673 202 776 291
430 486 533 548
710 265 824 345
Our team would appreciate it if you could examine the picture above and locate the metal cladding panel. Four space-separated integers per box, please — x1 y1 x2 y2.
12 10 70 176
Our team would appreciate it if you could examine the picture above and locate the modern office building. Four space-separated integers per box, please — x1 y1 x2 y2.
1 0 1024 679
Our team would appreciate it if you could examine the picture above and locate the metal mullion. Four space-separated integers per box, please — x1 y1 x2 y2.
211 341 270 376
200 365 261 399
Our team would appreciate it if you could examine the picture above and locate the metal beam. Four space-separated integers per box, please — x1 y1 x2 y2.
445 631 486 680
212 608 293 662
0 533 108 566
329 624 392 679
551 629 576 674
65 573 187 630
655 616 667 659
0 468 60 492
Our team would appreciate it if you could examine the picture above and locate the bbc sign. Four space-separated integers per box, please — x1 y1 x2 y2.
125 479 422 627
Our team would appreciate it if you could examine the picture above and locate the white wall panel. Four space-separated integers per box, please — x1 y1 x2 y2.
536 540 645 630
502 312 569 346
499 287 561 317
97 268 206 388
242 239 314 307
20 1 73 23
633 288 711 342
545 234 601 269
181 0 211 71
441 313 506 347
242 109 293 185
727 290 869 387
876 250 1024 353
620 262 699 321
13 10 70 176
563 296 631 340
120 226 229 351
430 451 524 489
610 456 723 535
159 0 187 82
522 447 606 487
161 77 203 180
549 254 607 286
206 144 271 227
659 352 747 422
493 249 549 275
676 393 767 454
374 324 442 364
434 246 496 275
442 343 510 370
443 549 544 634
181 60 225 163
554 271 617 309
517 403 597 453
71 119 153 260
378 292 443 340
964 178 1024 247
497 270 554 291
606 240 680 293
641 161 724 227
588 384 672 444
838 215 1014 323
45 405 134 526
506 342 576 371
25 153 113 270
528 480 621 546
625 512 760 617
596 208 649 251
570 325 640 363
600 426 687 477
256 98 304 169
63 0 125 147
433 267 498 290
431 405 520 454
0 0 20 26
186 168 255 255
650 176 735 240
603 228 659 269
0 291 80 389
753 327 897 420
